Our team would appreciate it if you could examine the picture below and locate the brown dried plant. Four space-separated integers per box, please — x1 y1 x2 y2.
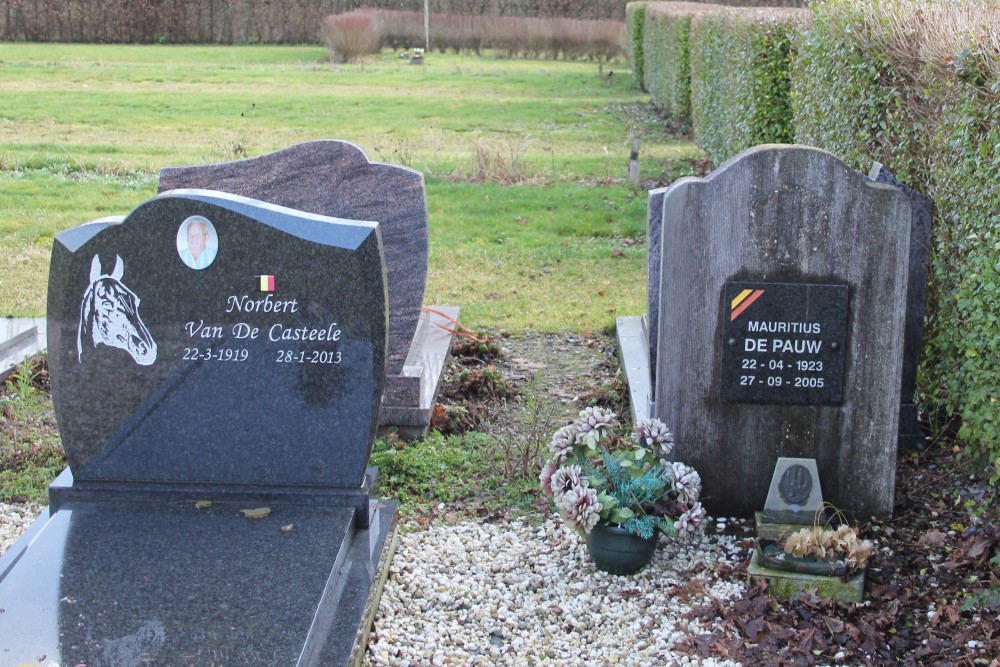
857 0 1000 80
782 502 873 571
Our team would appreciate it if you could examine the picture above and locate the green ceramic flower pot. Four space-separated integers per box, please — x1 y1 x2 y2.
586 523 658 575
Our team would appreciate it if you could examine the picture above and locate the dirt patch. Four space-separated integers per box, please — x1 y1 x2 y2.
437 330 627 435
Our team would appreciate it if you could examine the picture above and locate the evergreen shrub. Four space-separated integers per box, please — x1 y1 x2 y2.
793 0 999 476
642 2 719 124
626 2 649 90
689 7 807 164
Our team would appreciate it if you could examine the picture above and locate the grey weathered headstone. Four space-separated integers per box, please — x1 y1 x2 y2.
0 190 396 666
762 457 824 525
654 145 911 519
868 162 933 451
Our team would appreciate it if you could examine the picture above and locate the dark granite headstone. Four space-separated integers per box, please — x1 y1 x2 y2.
654 145 911 519
159 140 426 378
647 186 667 391
868 162 933 451
0 190 397 665
48 189 387 489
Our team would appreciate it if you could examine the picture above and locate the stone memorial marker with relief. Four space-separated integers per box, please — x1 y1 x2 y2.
654 145 911 519
0 190 396 666
761 457 824 528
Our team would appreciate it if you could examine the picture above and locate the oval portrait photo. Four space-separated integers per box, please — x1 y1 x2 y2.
176 215 218 270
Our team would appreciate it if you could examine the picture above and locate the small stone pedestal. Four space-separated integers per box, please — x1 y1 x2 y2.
752 511 866 602
749 458 867 603
748 551 865 603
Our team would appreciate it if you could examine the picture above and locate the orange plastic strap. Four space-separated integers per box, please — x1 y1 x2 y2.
421 307 486 343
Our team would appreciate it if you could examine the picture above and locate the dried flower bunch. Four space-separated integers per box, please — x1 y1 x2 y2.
783 524 874 572
539 407 705 539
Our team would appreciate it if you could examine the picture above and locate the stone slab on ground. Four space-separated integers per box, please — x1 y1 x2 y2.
0 498 396 666
378 305 458 439
748 551 865 604
615 314 652 425
0 317 46 382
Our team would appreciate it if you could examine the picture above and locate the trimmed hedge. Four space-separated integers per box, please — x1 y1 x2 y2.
626 2 649 89
689 8 807 163
642 2 718 124
793 0 1000 475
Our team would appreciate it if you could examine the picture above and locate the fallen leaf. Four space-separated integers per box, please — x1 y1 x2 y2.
241 507 271 520
194 500 212 509
918 529 947 546
968 537 992 558
824 616 845 634
737 616 766 642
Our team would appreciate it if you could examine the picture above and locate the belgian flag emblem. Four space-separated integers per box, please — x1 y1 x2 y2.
258 274 275 292
730 288 764 321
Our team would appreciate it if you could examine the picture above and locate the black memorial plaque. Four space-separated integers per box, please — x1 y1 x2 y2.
720 281 848 405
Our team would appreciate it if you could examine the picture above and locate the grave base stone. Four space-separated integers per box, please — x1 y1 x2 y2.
0 498 396 666
379 305 458 438
0 317 47 382
615 314 653 425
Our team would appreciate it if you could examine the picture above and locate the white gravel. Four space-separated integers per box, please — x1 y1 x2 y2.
1 506 746 665
366 519 747 666
0 501 44 557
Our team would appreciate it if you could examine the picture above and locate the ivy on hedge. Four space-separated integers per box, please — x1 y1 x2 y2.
923 76 1000 474
690 8 807 165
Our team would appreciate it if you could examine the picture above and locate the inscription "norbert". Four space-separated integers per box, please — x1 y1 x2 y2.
225 293 300 314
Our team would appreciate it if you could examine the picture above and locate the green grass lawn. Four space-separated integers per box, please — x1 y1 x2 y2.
0 43 703 331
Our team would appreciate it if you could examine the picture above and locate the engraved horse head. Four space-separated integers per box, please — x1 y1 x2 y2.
78 255 157 365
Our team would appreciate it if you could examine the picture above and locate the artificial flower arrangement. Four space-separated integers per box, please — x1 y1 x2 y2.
539 407 705 540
